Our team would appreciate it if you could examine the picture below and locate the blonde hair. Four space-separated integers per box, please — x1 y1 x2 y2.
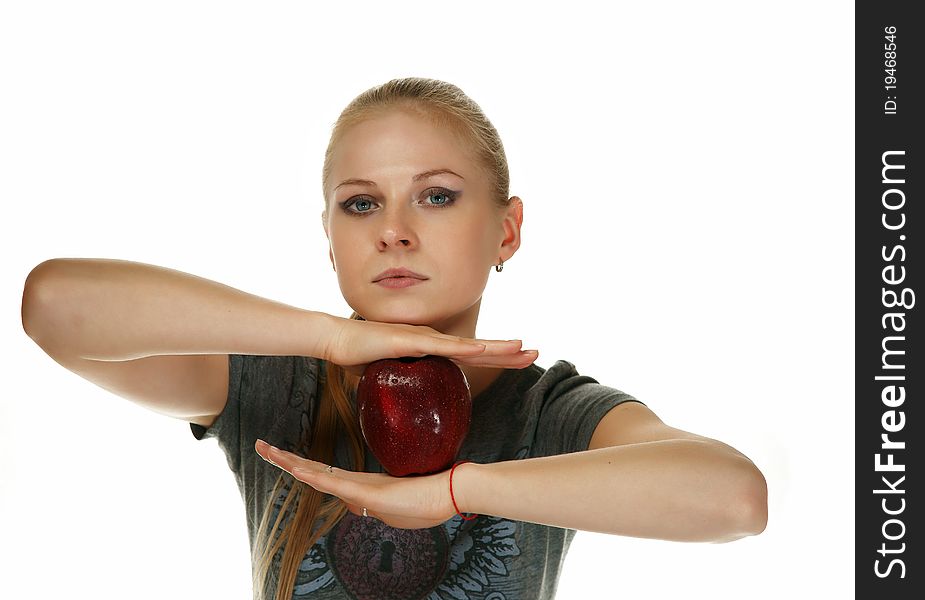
252 77 513 600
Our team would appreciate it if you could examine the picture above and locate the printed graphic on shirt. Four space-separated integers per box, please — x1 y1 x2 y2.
326 512 448 599
323 513 522 600
268 486 524 600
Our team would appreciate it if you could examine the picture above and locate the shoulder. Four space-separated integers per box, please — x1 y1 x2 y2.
522 359 637 406
521 360 643 454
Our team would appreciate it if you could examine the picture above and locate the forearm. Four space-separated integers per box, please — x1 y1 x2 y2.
455 440 767 543
21 258 333 360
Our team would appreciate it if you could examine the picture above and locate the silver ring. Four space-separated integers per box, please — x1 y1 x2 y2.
325 465 334 474
362 507 368 518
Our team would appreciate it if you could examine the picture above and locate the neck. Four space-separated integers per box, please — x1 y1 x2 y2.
428 298 480 339
428 297 504 400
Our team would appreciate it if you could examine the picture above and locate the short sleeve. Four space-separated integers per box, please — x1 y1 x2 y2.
189 354 246 471
530 361 644 458
188 354 323 476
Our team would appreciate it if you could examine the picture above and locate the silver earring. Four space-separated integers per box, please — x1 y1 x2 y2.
495 259 504 272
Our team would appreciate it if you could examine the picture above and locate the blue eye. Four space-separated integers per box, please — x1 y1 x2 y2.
339 197 375 216
354 199 374 212
424 188 458 206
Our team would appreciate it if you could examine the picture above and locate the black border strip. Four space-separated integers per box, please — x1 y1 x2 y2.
857 1 921 594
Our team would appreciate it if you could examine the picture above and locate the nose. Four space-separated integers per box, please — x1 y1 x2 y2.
376 205 418 251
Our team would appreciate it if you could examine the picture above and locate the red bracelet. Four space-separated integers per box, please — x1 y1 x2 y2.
449 460 478 521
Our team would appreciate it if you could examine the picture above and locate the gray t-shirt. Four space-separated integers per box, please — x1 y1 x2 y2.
191 355 643 599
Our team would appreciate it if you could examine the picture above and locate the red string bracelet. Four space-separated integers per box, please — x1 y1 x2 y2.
449 460 478 521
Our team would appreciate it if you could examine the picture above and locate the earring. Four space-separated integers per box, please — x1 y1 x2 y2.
495 259 504 272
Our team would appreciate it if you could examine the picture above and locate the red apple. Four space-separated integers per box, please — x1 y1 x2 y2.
357 355 472 477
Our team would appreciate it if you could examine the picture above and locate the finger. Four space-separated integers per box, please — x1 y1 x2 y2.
257 443 363 497
439 339 525 359
255 440 324 475
345 502 376 520
451 349 539 368
292 465 367 504
255 441 384 518
435 339 488 355
344 347 526 378
469 338 523 348
457 338 522 350
429 335 522 353
255 441 299 474
460 340 533 357
254 439 281 466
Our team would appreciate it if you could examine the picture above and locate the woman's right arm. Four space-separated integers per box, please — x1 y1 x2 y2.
20 258 532 429
20 258 338 428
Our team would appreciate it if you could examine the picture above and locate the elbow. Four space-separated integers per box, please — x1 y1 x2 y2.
21 259 66 342
717 467 768 543
740 471 769 536
22 261 51 337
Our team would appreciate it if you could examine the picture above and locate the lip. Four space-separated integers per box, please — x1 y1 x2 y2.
372 267 428 282
375 277 425 289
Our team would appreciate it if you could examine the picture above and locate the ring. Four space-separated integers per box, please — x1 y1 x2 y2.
325 465 334 474
362 507 368 518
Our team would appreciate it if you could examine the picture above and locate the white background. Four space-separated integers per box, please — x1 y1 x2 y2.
1 1 853 598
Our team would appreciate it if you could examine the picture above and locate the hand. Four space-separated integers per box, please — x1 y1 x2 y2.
320 314 538 377
255 439 457 529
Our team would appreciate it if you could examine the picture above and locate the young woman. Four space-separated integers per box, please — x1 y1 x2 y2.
21 77 768 600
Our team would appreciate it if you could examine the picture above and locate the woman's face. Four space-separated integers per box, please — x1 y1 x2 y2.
322 109 521 328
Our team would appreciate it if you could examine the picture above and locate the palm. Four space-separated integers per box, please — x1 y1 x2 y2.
255 440 457 529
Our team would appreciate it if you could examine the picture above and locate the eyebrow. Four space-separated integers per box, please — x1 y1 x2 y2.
333 168 464 192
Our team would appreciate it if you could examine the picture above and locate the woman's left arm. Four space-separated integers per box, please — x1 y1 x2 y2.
454 402 768 543
255 402 768 540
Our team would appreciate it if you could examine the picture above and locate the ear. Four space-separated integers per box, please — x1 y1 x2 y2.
499 196 523 262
